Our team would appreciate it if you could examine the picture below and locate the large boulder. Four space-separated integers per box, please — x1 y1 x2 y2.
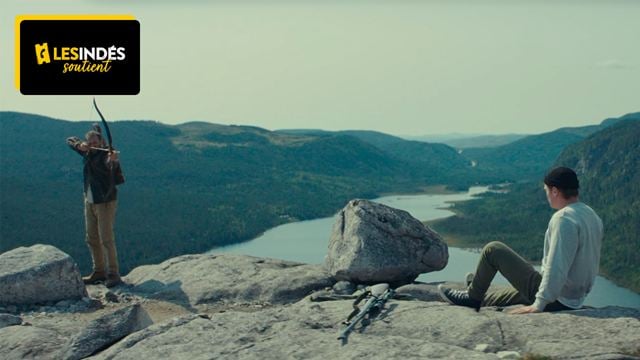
0 245 87 305
93 301 640 360
325 199 448 285
125 254 335 307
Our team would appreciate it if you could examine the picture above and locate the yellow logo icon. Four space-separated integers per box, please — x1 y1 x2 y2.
35 43 50 65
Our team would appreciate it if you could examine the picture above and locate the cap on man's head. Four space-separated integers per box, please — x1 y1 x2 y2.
544 167 579 190
85 130 102 140
85 123 103 140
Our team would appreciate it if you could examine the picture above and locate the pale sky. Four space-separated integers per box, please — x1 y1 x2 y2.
1 0 638 135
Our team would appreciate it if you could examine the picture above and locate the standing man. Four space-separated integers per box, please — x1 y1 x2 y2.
66 124 125 288
438 167 603 313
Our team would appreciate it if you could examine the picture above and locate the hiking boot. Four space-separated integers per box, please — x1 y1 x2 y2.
82 271 106 285
465 272 475 287
105 274 123 288
438 284 481 311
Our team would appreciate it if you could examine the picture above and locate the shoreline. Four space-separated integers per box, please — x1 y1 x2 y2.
376 184 462 197
210 187 640 302
213 184 474 252
213 185 487 255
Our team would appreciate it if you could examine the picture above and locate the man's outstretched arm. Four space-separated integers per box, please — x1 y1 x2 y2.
66 136 88 156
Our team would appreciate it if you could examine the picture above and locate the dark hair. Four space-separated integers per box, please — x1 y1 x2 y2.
85 130 102 140
557 187 579 199
84 130 106 148
544 167 579 199
85 123 104 141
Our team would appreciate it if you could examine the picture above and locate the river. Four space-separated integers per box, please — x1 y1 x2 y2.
210 186 640 309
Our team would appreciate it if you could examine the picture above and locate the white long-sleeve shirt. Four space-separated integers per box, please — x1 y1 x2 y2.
533 202 603 311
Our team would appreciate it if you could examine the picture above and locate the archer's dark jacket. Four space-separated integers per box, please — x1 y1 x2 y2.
66 137 125 204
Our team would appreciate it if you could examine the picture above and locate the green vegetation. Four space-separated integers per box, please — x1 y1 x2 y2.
278 129 477 189
459 115 632 182
2 110 638 294
430 183 554 261
0 112 468 275
431 118 640 292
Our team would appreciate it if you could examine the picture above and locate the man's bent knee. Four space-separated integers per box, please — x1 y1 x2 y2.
482 241 507 255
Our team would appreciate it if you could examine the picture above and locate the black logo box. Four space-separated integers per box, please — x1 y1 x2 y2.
19 19 140 95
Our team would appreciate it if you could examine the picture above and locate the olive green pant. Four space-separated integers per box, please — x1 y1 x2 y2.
85 199 119 275
468 241 569 311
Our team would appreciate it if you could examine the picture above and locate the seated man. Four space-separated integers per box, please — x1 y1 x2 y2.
438 167 603 314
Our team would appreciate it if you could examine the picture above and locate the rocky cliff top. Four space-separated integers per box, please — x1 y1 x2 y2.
2 204 639 359
1 245 639 360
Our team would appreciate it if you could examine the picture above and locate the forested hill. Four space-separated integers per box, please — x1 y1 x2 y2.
555 118 640 291
282 114 638 186
2 110 637 283
431 117 640 292
459 113 639 182
0 111 473 275
278 129 474 188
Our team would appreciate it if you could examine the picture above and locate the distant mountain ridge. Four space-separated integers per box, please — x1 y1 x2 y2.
448 134 528 149
282 113 640 185
406 133 528 149
278 128 473 186
459 113 639 182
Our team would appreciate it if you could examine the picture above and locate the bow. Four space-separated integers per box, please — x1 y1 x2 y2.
93 97 113 151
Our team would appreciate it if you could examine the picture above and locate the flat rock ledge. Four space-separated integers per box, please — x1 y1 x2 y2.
124 253 336 307
1 246 638 360
93 300 640 360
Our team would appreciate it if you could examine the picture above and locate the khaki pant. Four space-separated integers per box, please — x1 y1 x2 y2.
468 241 570 311
84 199 119 275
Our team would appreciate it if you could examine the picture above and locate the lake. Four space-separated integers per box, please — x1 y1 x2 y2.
210 187 640 309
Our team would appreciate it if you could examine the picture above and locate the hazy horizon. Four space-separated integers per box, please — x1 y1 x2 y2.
1 0 638 135
6 107 633 139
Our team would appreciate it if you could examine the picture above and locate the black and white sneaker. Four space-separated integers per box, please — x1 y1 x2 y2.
438 284 481 312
